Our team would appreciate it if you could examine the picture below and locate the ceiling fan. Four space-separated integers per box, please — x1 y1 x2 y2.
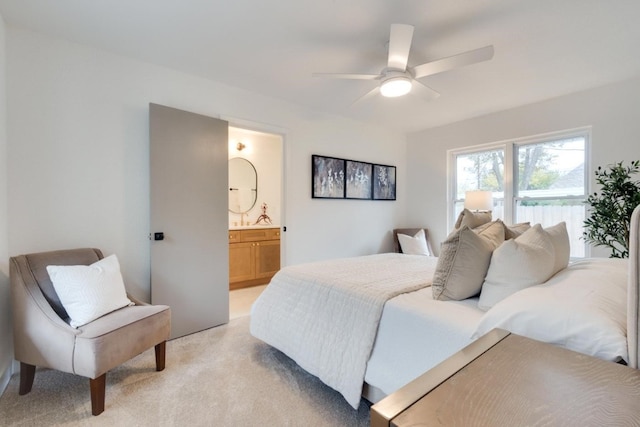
313 24 494 103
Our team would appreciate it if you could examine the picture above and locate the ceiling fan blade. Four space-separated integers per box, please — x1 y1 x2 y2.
412 45 494 79
312 73 380 80
351 86 380 107
387 24 414 71
410 80 440 101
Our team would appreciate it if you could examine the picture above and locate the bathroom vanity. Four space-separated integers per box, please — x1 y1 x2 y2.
229 226 281 290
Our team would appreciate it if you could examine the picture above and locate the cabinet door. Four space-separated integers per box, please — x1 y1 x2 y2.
255 240 281 279
229 242 255 283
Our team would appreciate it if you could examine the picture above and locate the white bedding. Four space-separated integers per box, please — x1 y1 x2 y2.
251 252 631 409
364 289 484 396
250 253 435 409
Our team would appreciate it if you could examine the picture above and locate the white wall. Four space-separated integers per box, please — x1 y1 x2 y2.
5 28 407 305
228 127 282 228
407 75 640 257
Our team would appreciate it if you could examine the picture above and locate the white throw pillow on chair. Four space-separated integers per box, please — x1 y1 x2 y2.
47 254 133 328
397 229 431 256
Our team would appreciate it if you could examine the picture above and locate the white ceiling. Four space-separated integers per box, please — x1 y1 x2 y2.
1 0 639 133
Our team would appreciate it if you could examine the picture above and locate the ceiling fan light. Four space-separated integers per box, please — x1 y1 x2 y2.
380 76 412 97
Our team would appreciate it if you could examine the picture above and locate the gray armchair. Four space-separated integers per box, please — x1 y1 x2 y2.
10 248 171 415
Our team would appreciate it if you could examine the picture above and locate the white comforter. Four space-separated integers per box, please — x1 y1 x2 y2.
250 253 436 409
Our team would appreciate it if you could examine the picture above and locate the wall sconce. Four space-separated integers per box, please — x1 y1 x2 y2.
464 190 493 212
236 142 246 151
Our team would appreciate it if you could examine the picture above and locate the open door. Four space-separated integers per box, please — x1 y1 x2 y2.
150 103 229 339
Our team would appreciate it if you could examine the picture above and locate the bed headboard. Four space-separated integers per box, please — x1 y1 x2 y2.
628 204 640 368
392 228 434 255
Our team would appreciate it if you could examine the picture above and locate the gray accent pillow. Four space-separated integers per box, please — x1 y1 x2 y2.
432 220 505 301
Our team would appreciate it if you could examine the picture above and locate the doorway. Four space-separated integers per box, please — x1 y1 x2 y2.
227 126 284 292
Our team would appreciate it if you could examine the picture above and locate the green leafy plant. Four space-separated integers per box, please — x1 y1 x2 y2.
583 160 640 258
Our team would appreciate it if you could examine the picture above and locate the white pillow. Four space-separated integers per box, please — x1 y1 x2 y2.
472 258 629 362
544 221 570 275
478 224 555 310
47 254 133 328
397 229 431 256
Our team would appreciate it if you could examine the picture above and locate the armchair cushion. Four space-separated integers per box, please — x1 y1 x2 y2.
74 303 170 378
47 254 133 328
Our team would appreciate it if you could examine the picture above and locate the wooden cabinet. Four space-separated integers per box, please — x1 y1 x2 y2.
229 228 280 290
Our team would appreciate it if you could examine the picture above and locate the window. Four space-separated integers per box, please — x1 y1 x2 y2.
450 128 589 257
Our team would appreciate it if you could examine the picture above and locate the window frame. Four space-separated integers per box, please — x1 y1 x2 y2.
447 127 591 256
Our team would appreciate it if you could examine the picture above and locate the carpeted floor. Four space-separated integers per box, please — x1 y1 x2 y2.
0 316 371 426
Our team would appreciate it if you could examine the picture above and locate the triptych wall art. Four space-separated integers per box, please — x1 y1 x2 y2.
311 154 396 200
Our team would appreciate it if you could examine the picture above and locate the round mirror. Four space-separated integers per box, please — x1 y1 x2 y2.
229 157 258 214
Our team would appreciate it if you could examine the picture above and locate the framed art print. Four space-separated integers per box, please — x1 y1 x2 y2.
373 164 396 200
312 155 345 198
345 160 372 199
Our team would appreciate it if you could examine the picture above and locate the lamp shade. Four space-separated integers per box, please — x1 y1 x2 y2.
464 190 493 211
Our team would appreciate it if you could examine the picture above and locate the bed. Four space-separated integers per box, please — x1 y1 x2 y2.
250 206 640 410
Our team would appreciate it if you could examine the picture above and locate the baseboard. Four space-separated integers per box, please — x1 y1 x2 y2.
0 359 12 397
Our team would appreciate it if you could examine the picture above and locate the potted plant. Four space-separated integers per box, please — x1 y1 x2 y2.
583 160 640 258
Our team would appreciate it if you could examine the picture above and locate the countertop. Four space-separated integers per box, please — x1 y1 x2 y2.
229 225 280 230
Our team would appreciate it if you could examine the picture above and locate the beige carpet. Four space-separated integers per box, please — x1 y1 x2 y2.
0 316 371 426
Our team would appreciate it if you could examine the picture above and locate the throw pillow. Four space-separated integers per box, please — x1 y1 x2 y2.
46 254 133 328
478 224 555 310
544 221 570 275
504 222 531 240
454 208 492 230
397 229 431 256
432 221 505 301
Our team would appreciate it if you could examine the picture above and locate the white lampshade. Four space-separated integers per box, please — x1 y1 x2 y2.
464 190 493 211
380 76 412 97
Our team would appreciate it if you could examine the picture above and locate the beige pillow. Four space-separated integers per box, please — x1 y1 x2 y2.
504 222 531 240
432 222 505 301
454 208 492 230
545 221 570 275
478 224 556 310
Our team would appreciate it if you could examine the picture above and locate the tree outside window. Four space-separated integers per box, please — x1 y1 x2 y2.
451 131 588 257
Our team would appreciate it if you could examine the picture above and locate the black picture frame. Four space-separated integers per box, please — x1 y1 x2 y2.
312 155 345 199
373 164 397 200
345 160 373 200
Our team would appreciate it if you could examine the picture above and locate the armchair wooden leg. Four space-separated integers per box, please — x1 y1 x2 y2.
155 341 166 371
89 374 106 416
19 362 36 395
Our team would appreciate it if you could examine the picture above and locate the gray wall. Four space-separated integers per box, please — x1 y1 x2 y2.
0 11 12 393
407 75 640 257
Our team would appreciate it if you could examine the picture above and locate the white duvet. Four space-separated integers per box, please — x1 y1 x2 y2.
250 253 435 409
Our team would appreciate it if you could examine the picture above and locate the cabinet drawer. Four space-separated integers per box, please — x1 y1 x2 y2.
265 228 281 240
228 230 241 242
239 228 280 242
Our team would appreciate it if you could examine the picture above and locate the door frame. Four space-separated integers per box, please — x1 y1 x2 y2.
223 116 288 268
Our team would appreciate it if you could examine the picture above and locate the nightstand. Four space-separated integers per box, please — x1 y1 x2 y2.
371 329 640 426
